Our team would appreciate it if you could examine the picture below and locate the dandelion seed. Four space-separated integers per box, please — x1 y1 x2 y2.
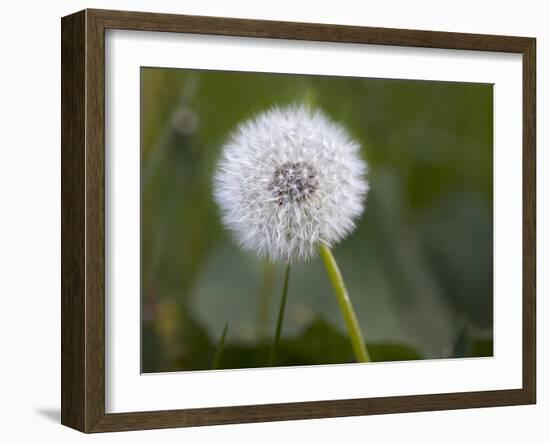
213 105 368 262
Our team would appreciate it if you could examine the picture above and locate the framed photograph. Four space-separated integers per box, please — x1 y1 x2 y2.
61 9 536 433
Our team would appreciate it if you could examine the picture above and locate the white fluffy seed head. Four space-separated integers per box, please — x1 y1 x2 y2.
213 105 369 262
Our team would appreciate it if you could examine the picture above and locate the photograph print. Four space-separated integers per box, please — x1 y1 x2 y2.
140 67 493 373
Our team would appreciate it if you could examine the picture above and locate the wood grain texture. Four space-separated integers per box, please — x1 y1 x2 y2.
61 10 86 432
522 38 536 403
84 9 107 432
60 8 537 433
89 8 533 52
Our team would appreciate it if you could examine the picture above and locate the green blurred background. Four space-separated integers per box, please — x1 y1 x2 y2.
141 67 493 373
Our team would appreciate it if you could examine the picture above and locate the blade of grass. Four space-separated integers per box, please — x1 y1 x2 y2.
211 323 229 370
268 264 291 366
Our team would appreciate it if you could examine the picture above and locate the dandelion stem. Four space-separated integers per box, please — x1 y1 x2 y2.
268 264 291 365
319 244 370 363
212 323 229 370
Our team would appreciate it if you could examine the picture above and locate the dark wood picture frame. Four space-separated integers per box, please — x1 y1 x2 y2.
61 8 536 433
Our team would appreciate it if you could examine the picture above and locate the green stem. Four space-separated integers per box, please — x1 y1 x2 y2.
268 264 291 365
319 244 370 363
256 261 277 338
212 323 229 369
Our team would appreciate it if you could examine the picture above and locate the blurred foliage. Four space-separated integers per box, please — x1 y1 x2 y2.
141 67 493 373
213 318 424 370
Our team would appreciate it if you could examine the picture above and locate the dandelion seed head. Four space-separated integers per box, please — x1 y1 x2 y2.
213 105 369 262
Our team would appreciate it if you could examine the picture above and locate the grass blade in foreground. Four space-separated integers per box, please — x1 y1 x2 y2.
268 264 291 365
212 323 229 369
